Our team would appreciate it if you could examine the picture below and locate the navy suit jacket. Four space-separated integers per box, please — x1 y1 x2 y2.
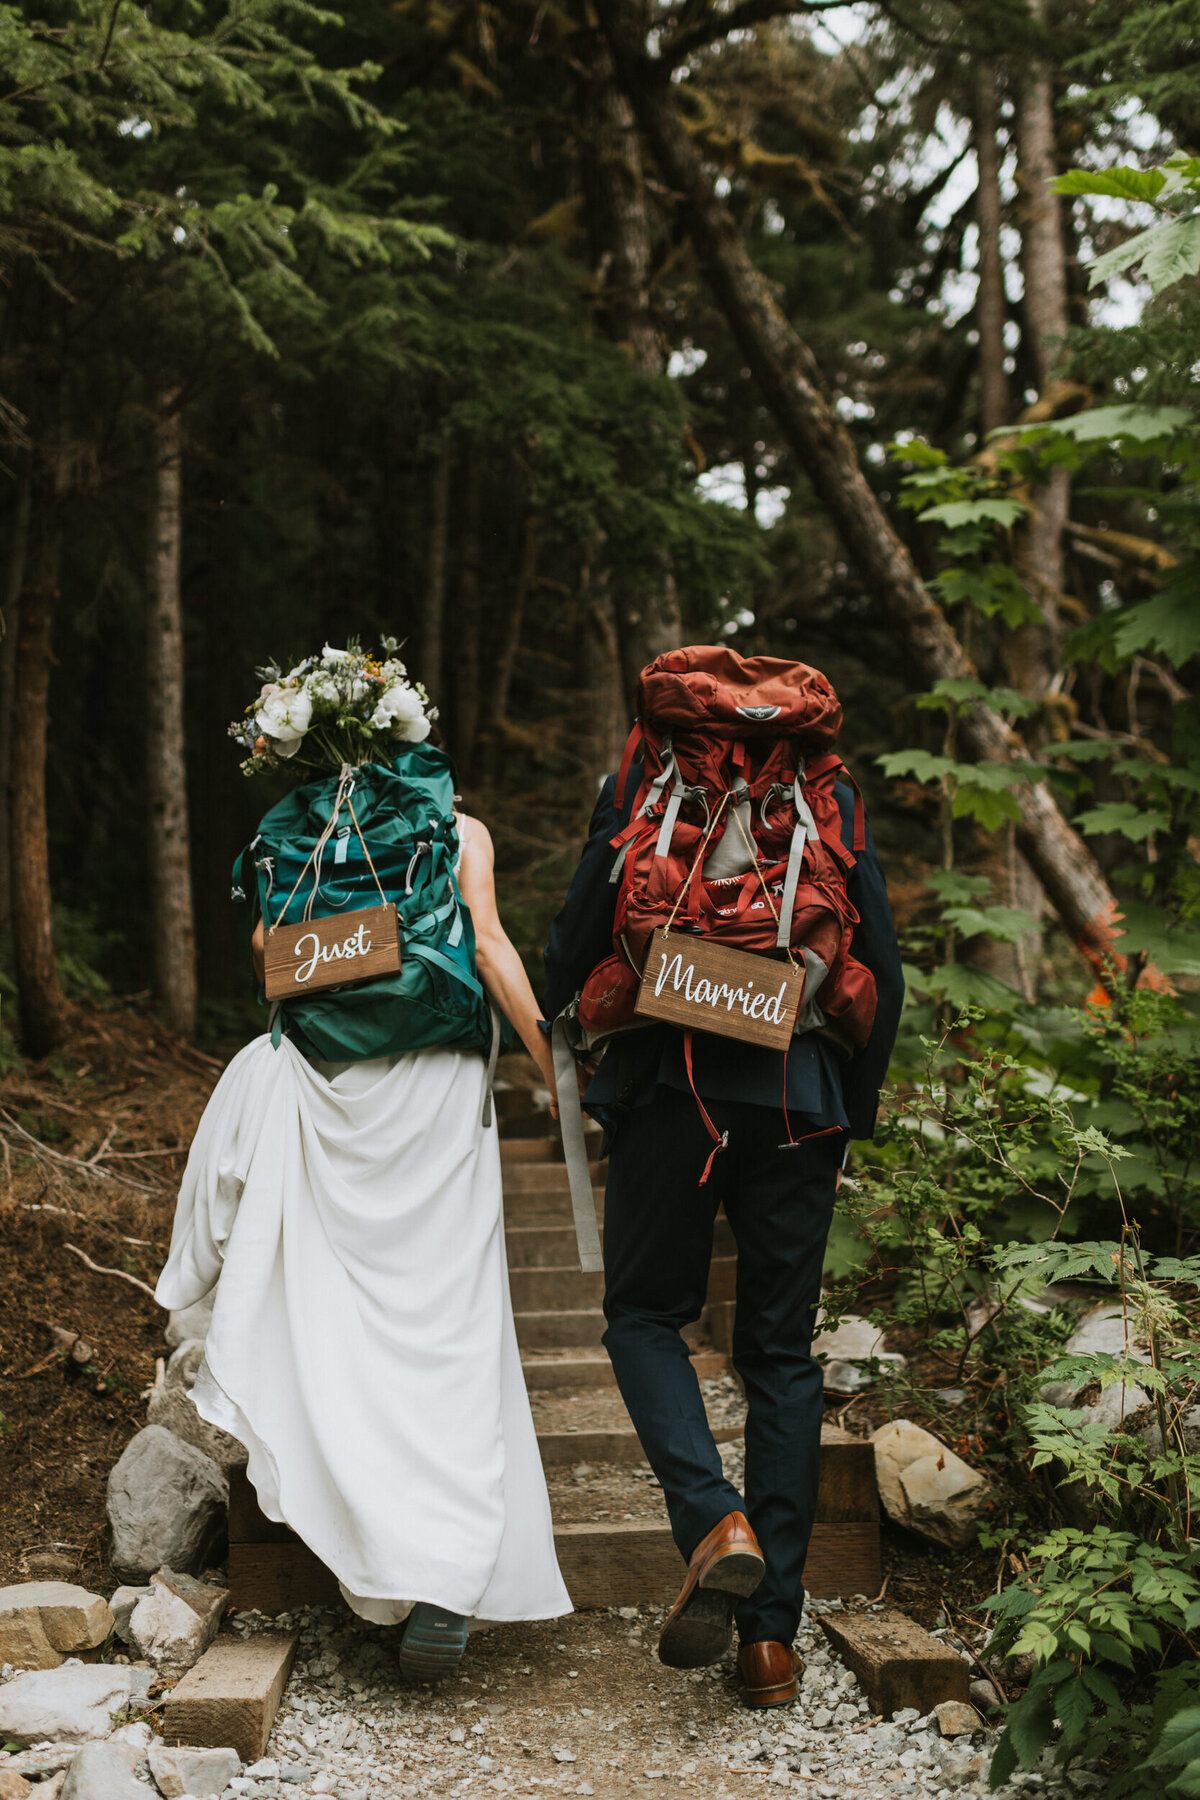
542 774 904 1140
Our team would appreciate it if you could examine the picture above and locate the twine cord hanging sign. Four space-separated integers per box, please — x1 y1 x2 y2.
633 788 805 1050
262 766 402 1002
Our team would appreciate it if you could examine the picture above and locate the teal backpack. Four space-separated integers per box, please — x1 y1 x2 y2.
233 745 508 1103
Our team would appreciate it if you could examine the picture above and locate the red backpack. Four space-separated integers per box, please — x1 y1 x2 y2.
575 646 878 1054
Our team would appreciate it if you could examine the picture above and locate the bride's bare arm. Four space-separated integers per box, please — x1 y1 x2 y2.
456 814 557 1100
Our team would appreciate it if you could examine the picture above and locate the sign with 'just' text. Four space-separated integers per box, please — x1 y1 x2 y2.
263 903 401 1001
634 928 803 1049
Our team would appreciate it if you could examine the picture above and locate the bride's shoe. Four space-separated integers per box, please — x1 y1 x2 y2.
397 1603 469 1679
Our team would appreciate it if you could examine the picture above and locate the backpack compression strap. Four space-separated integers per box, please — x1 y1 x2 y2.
551 1015 603 1273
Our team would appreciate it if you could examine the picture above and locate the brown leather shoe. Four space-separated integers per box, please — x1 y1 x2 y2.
738 1640 805 1708
657 1511 766 1670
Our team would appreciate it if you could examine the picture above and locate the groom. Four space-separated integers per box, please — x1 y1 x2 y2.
542 656 903 1709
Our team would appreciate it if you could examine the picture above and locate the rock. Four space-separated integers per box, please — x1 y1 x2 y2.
934 1700 986 1736
165 1293 215 1350
109 1586 152 1644
108 1720 154 1749
1040 1304 1153 1425
0 1605 59 1672
0 1584 113 1671
246 1759 279 1779
19 1553 78 1583
166 1340 207 1389
0 1663 133 1745
813 1314 906 1392
0 1771 34 1798
931 1737 991 1787
147 1380 247 1472
969 1676 1003 1712
127 1570 227 1676
59 1740 144 1800
1139 1404 1200 1458
106 1426 228 1581
147 1745 242 1798
871 1420 990 1549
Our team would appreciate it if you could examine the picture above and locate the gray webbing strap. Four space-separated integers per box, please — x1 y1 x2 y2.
552 1015 603 1273
654 775 686 859
776 768 819 949
481 1004 502 1128
610 740 677 884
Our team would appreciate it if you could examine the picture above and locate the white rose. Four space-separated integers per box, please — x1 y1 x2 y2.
369 682 426 730
256 687 313 748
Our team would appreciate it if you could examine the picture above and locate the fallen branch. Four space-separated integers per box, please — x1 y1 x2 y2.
0 1109 158 1193
64 1242 158 1302
20 1202 155 1247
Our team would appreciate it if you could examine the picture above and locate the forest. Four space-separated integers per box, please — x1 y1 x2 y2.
1 0 1199 1793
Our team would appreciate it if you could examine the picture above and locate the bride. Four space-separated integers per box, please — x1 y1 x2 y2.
155 646 571 1677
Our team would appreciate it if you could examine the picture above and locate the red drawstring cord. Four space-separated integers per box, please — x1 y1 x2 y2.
683 1030 729 1186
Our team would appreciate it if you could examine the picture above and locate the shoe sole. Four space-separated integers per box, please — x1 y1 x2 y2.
659 1549 767 1670
742 1684 800 1708
397 1604 469 1681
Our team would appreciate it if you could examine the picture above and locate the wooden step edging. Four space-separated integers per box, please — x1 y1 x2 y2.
226 1519 880 1614
161 1629 298 1762
519 1348 731 1390
818 1610 971 1718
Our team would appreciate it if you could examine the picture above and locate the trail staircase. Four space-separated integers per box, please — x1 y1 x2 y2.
227 1087 879 1613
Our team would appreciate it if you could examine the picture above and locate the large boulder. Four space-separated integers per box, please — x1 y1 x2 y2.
0 1664 133 1745
872 1419 990 1549
106 1426 228 1582
148 1745 242 1798
1040 1303 1152 1416
126 1570 227 1677
59 1740 144 1800
0 1583 113 1670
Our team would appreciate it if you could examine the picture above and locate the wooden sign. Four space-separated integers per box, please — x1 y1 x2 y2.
263 902 401 1002
634 928 803 1049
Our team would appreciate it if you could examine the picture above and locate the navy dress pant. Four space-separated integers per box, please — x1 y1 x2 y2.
601 1086 842 1647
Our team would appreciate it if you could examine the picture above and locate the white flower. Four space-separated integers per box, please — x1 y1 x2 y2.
256 686 313 750
321 644 352 664
403 714 432 743
369 681 427 731
306 670 339 704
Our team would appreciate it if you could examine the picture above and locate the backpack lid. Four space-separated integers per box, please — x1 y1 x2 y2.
637 645 842 746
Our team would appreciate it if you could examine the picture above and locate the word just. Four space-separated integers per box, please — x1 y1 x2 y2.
652 948 792 1023
292 919 374 983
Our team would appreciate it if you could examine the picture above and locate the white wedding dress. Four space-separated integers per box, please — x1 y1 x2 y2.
155 1035 571 1626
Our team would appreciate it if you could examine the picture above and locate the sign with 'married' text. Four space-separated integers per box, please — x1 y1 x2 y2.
263 902 401 1001
634 928 803 1049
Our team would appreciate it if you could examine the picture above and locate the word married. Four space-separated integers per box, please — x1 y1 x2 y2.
652 946 791 1024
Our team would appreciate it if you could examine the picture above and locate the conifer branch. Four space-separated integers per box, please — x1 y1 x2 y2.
657 0 846 71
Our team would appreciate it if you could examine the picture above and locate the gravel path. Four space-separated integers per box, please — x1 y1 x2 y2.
226 1600 1091 1800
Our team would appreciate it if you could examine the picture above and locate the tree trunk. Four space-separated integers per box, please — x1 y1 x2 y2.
146 397 198 1038
581 39 681 701
974 68 1009 439
454 450 483 778
421 437 451 706
595 0 1125 974
479 504 540 780
1013 0 1070 657
576 549 629 799
0 478 31 931
10 480 70 1056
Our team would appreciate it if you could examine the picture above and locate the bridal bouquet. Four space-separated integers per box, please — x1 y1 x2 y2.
230 639 436 776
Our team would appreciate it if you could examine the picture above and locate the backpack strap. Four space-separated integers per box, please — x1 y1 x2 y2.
480 1003 502 1129
776 762 820 950
614 722 645 812
551 1014 603 1273
610 735 676 884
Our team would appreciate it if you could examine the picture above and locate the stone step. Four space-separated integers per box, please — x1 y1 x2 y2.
519 1347 731 1390
507 1256 736 1315
537 1424 743 1467
502 1164 607 1198
505 1217 736 1267
500 1132 602 1167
